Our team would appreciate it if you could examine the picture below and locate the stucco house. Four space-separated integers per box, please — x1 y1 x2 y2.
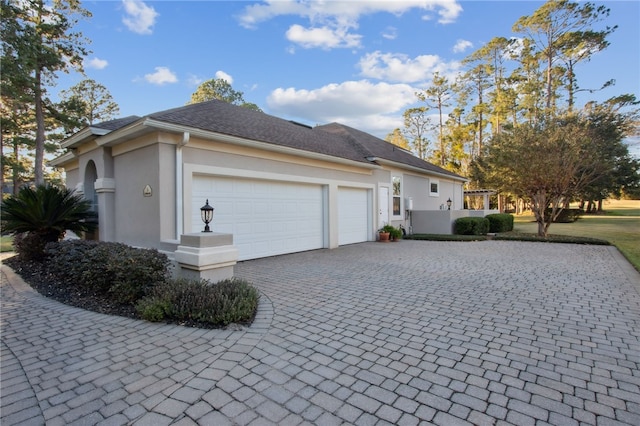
51 99 468 264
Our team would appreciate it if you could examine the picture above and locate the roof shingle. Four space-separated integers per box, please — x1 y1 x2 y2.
93 99 464 179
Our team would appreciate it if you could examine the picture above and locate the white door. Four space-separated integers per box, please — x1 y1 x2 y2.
378 186 389 227
192 176 324 260
338 187 369 245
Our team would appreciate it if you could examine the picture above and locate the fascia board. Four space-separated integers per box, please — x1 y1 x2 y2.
61 126 110 149
48 150 77 167
143 118 381 170
95 120 148 147
375 158 469 182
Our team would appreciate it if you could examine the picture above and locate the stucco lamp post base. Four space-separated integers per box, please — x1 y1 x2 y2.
174 233 239 283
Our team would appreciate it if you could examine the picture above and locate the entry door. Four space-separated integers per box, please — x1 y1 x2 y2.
379 186 389 226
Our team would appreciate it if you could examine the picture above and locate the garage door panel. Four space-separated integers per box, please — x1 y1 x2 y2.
192 176 324 260
338 187 369 246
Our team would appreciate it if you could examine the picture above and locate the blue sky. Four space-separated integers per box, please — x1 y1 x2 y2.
58 0 639 152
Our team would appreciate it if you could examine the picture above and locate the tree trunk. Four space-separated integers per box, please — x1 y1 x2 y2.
12 139 20 195
34 68 45 186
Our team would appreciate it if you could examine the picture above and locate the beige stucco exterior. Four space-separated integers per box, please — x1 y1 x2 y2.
52 114 469 260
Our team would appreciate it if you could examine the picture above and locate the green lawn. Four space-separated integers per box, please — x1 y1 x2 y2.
513 199 640 271
0 235 14 253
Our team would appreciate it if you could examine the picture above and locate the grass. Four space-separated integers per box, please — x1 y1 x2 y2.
511 199 640 271
0 235 14 252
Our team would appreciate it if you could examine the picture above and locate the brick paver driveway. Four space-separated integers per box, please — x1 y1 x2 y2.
2 240 640 425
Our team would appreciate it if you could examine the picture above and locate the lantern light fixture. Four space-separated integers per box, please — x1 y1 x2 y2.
200 199 214 232
446 198 452 210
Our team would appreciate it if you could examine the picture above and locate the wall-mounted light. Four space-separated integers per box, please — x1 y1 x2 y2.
200 199 214 232
447 198 452 210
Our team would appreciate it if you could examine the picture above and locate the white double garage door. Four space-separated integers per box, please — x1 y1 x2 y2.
192 176 370 260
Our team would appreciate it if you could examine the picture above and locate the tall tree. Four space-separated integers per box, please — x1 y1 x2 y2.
188 78 262 112
2 0 91 186
463 37 516 138
513 0 614 112
474 114 613 237
576 96 640 209
1 0 33 193
417 72 452 167
384 128 411 151
402 107 433 160
59 79 120 128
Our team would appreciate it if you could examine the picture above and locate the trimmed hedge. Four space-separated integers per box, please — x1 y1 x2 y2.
44 240 170 303
454 217 490 235
136 277 260 327
485 213 514 233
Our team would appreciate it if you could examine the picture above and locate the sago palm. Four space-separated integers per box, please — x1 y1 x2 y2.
1 185 97 257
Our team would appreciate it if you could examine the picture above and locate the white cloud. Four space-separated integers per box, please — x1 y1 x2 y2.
85 57 108 70
267 80 418 135
453 39 473 53
215 71 233 84
122 0 158 35
239 1 463 28
286 24 361 50
382 26 397 40
358 51 460 83
238 1 462 50
144 67 178 85
186 74 203 87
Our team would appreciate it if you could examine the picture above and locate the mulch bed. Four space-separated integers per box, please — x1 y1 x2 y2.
4 255 143 320
3 256 252 330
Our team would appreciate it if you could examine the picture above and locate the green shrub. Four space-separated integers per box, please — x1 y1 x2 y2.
405 234 487 241
136 298 171 322
1 185 97 260
45 240 170 303
454 217 490 235
137 277 260 327
494 232 610 245
13 232 51 261
485 213 514 233
44 239 99 280
379 224 402 240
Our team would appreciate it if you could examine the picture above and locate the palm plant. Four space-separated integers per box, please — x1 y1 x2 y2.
1 185 97 259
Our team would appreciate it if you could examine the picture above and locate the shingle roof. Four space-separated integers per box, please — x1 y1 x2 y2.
147 100 371 164
92 115 140 131
93 99 465 180
315 123 462 178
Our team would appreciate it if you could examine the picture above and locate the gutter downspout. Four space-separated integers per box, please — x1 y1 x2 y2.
176 132 189 239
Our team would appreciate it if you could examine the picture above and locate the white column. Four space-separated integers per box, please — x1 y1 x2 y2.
94 178 116 242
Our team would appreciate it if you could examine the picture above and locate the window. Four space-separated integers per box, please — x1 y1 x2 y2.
392 176 401 216
429 179 439 196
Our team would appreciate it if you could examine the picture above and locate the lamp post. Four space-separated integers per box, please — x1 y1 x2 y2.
200 199 214 232
446 198 452 210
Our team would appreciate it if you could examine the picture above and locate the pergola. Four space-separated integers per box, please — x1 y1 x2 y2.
464 189 496 210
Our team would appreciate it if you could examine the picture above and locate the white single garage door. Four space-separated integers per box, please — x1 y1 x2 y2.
192 176 325 260
338 187 369 245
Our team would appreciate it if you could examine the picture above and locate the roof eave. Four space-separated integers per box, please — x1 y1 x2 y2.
49 150 77 167
375 158 469 182
61 126 111 149
142 118 381 170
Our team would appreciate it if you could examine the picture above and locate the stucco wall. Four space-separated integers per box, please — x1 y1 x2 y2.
411 210 470 234
65 168 80 191
113 144 165 248
182 143 381 187
62 128 467 250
